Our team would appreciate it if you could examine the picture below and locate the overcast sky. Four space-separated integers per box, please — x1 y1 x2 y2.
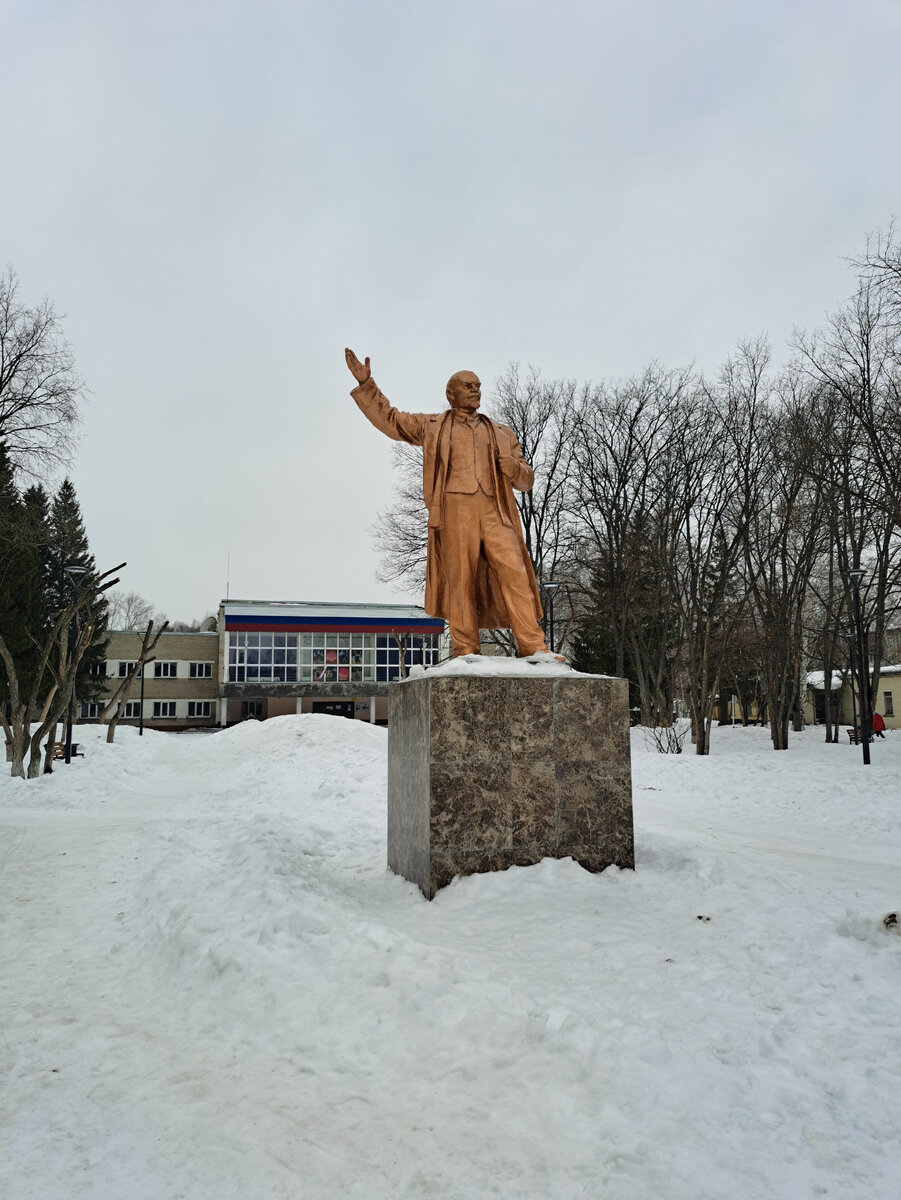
3 0 900 621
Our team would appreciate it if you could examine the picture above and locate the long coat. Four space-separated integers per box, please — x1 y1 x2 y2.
352 377 543 628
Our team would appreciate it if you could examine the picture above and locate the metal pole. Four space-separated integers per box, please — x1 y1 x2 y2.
540 580 560 654
64 614 76 764
139 665 145 735
62 564 89 765
847 639 859 744
848 573 870 766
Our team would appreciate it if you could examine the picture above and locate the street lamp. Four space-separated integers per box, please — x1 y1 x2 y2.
844 633 859 743
847 568 870 767
63 563 90 765
540 580 561 653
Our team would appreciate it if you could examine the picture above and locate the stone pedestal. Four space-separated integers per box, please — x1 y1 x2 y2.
387 673 634 898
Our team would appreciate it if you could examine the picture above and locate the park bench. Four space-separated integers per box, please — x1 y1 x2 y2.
5 741 84 762
49 741 83 759
846 727 871 745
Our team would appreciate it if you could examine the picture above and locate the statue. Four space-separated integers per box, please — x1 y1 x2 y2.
345 348 554 659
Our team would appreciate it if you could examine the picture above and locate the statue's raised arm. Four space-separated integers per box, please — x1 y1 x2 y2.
344 347 371 385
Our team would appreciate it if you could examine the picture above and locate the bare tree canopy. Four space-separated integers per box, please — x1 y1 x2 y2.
0 267 84 476
106 590 165 631
369 227 901 752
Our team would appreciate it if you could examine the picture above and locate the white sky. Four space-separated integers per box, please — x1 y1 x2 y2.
3 0 900 621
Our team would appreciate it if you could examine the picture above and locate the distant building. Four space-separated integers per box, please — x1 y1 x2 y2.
218 600 447 725
88 630 220 731
87 601 448 730
804 664 900 731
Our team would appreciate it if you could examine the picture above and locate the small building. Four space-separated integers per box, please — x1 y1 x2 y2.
217 600 447 726
805 665 901 731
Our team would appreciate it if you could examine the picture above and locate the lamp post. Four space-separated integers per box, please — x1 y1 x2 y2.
847 568 870 766
845 634 859 743
540 580 561 653
139 664 145 736
63 563 90 765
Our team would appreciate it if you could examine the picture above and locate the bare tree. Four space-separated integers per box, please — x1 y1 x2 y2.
737 366 826 751
372 443 428 592
571 365 691 719
106 589 164 630
0 563 123 777
100 618 170 742
798 276 901 712
0 267 84 476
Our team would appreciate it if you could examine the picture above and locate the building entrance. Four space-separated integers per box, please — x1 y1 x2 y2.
311 700 356 719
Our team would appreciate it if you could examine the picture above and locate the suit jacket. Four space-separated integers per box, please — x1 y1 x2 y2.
352 377 543 627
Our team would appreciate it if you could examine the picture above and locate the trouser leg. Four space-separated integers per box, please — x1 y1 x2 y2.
439 493 483 655
477 496 548 656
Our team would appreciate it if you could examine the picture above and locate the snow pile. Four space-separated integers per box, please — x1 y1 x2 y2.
1 718 899 1199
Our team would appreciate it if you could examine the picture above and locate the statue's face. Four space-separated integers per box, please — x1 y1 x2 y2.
447 371 481 412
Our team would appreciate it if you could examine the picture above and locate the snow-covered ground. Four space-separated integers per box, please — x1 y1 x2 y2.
1 716 899 1200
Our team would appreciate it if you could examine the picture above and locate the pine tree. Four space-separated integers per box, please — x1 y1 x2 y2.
47 478 107 705
0 444 45 707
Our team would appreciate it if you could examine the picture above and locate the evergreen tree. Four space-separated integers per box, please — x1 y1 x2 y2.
0 444 46 707
47 478 107 705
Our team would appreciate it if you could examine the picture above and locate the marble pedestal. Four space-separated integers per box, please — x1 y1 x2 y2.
388 673 634 899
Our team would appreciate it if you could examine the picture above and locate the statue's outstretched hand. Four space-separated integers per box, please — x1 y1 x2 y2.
345 347 372 385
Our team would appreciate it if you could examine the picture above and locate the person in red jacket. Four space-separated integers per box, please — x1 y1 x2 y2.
872 710 886 739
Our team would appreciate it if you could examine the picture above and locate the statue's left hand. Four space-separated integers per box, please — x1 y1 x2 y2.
345 347 372 384
497 453 520 481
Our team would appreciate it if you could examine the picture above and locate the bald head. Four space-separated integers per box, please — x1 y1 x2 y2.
446 371 481 412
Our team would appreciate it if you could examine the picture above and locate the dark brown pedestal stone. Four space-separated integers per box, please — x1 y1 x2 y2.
387 673 634 898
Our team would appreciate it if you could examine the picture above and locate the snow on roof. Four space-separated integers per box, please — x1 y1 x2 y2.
805 669 844 691
220 599 435 621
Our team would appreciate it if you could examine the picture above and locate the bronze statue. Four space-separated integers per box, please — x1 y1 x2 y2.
345 348 552 658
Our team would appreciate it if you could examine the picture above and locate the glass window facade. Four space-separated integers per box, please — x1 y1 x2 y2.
300 632 374 683
228 632 298 683
376 635 439 681
228 630 439 685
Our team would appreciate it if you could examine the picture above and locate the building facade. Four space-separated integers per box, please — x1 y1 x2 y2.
87 602 447 731
88 630 220 731
218 600 447 725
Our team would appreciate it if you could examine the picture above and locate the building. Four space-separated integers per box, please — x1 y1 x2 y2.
88 630 220 731
87 601 447 731
218 600 447 725
805 664 901 731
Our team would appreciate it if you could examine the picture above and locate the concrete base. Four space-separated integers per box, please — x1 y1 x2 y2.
387 673 634 899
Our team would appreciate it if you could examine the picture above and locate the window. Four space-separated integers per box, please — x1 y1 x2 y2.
124 701 142 718
242 700 263 720
188 701 211 718
118 661 137 677
79 701 101 719
88 661 107 678
376 635 439 682
299 632 374 683
153 701 176 718
154 661 178 678
189 662 213 678
884 692 894 718
228 633 297 683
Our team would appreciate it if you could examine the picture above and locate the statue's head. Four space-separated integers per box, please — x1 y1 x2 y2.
446 371 481 412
